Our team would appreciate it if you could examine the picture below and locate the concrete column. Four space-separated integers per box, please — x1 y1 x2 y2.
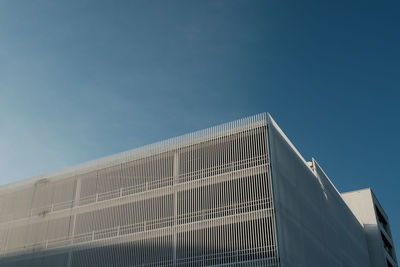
67 178 81 267
173 151 179 266
69 178 81 237
73 178 81 207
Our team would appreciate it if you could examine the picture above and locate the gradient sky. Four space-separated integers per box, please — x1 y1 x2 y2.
0 0 399 254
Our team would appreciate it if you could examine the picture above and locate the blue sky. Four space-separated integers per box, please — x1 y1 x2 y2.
0 0 399 253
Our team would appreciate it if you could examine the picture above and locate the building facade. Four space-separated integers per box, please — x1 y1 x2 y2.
342 189 398 267
0 113 396 267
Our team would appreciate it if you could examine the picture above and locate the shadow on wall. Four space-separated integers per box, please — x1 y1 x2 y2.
0 242 278 267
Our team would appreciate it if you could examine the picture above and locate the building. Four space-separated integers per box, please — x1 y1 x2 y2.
342 189 398 267
0 113 396 267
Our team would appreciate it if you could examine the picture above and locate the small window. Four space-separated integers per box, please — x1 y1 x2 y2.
381 232 394 258
375 205 391 235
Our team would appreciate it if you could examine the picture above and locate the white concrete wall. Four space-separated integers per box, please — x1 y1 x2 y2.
267 115 371 267
341 189 377 224
342 189 397 267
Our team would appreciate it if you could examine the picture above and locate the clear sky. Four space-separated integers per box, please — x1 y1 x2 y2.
0 0 399 254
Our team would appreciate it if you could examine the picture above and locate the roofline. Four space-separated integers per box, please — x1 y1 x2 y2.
0 113 268 192
267 114 354 203
267 113 308 164
341 188 372 195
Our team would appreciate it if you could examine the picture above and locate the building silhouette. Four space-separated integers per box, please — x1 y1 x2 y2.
0 113 396 266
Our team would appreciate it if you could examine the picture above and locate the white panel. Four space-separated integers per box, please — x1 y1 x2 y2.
267 114 371 267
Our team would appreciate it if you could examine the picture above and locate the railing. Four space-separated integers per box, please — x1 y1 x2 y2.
177 198 272 225
27 245 278 267
124 246 279 267
0 155 269 223
174 246 278 267
0 198 273 255
177 155 267 183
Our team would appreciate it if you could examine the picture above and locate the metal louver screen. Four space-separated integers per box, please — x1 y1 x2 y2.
0 113 279 266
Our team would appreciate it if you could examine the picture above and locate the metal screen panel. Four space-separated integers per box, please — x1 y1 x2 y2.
0 113 279 266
